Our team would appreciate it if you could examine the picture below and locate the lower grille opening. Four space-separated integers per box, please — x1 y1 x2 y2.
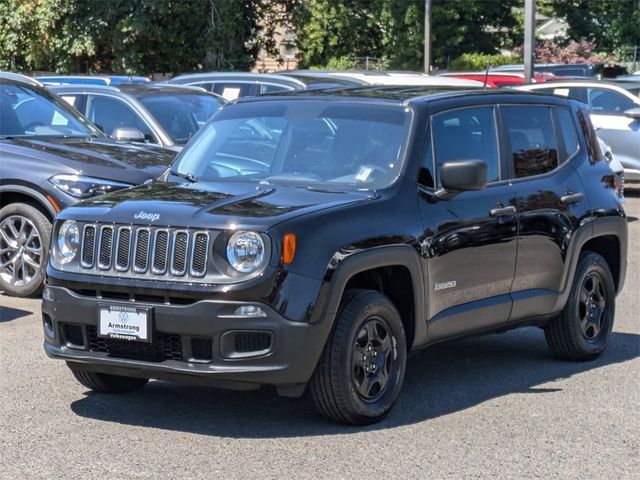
191 337 213 361
220 330 273 359
61 323 85 348
235 332 271 353
86 326 183 362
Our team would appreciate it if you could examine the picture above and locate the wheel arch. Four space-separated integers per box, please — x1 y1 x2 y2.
313 245 426 351
0 186 58 221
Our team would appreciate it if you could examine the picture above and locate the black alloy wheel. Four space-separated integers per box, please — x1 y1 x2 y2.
310 289 407 425
545 252 615 361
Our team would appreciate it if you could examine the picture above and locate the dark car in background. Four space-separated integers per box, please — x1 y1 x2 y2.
0 73 176 297
166 72 305 100
48 84 225 150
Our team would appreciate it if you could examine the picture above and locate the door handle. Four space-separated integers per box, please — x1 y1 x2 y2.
490 205 517 217
561 192 584 205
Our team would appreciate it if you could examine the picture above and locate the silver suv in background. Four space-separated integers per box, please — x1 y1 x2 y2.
516 81 640 184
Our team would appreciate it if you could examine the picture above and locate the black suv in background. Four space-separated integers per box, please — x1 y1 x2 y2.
43 87 627 425
0 73 176 297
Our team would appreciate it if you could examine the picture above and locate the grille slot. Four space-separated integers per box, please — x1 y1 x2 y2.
81 225 96 267
78 225 212 279
133 228 151 273
87 326 183 362
115 227 132 271
171 231 189 276
97 226 114 269
152 229 170 274
190 232 209 277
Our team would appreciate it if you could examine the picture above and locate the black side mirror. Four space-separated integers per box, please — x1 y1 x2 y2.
437 160 487 198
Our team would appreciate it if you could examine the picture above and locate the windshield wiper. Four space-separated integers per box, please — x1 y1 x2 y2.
169 170 198 183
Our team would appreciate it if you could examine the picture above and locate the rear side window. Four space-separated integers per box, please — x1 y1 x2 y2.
556 108 579 158
503 106 558 178
431 106 500 183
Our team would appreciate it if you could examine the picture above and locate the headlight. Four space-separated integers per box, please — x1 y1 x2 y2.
49 174 132 198
57 220 80 263
226 231 265 273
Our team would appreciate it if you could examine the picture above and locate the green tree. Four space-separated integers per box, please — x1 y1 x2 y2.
551 0 640 53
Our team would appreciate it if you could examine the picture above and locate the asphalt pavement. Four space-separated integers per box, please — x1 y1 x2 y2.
1 193 638 479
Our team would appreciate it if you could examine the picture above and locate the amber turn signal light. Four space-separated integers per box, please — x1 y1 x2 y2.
282 233 296 264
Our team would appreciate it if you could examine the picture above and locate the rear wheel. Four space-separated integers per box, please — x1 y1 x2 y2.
310 289 406 425
544 252 615 361
0 203 51 297
68 363 148 393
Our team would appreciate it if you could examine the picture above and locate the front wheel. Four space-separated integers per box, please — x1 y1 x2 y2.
68 363 148 393
544 252 616 361
0 203 51 297
310 289 407 425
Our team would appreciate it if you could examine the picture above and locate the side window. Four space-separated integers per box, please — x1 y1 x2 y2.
503 106 558 178
260 84 292 94
556 108 579 159
212 83 254 100
87 95 156 142
587 88 635 115
431 106 499 183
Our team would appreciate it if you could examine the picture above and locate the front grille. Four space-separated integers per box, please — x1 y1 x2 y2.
86 326 183 362
79 224 212 279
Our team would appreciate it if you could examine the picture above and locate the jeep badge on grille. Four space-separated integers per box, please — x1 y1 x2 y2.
134 211 160 222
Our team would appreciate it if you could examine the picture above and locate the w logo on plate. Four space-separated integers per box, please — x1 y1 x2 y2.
119 311 130 323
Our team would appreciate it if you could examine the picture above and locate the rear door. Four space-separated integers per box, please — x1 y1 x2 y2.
501 104 589 321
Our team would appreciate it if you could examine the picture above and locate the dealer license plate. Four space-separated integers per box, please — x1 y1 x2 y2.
99 305 150 342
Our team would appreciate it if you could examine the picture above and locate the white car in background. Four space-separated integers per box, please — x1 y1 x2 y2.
598 137 625 197
516 81 640 184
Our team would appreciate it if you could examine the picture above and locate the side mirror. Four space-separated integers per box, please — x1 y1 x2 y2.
440 159 487 193
623 107 640 120
111 126 146 142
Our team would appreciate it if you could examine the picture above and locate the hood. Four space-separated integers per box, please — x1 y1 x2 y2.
1 137 176 185
59 180 374 230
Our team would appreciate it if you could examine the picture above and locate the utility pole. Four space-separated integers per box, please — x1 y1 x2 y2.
424 0 432 73
524 0 536 83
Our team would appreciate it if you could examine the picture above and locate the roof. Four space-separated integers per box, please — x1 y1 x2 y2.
47 83 215 97
168 72 305 88
36 75 150 85
0 71 43 87
233 85 567 107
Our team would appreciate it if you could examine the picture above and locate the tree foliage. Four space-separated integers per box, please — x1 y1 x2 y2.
288 0 521 70
0 0 276 74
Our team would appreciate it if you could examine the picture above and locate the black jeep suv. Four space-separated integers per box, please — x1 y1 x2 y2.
0 73 175 297
43 87 627 425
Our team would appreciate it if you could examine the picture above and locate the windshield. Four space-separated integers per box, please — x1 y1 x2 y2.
138 94 224 144
172 101 410 190
0 81 100 138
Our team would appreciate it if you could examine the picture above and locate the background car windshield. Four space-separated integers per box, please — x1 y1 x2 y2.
173 101 409 190
0 82 98 138
138 94 223 144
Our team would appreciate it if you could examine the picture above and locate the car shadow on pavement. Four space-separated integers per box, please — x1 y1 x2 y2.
0 305 32 322
69 328 640 437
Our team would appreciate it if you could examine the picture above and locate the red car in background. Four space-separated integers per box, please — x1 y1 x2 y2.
439 71 556 88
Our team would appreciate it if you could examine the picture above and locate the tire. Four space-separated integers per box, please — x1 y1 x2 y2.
68 363 148 393
544 252 616 361
310 289 407 425
0 203 51 297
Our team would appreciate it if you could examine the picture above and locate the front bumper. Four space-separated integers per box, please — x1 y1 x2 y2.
42 284 333 393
